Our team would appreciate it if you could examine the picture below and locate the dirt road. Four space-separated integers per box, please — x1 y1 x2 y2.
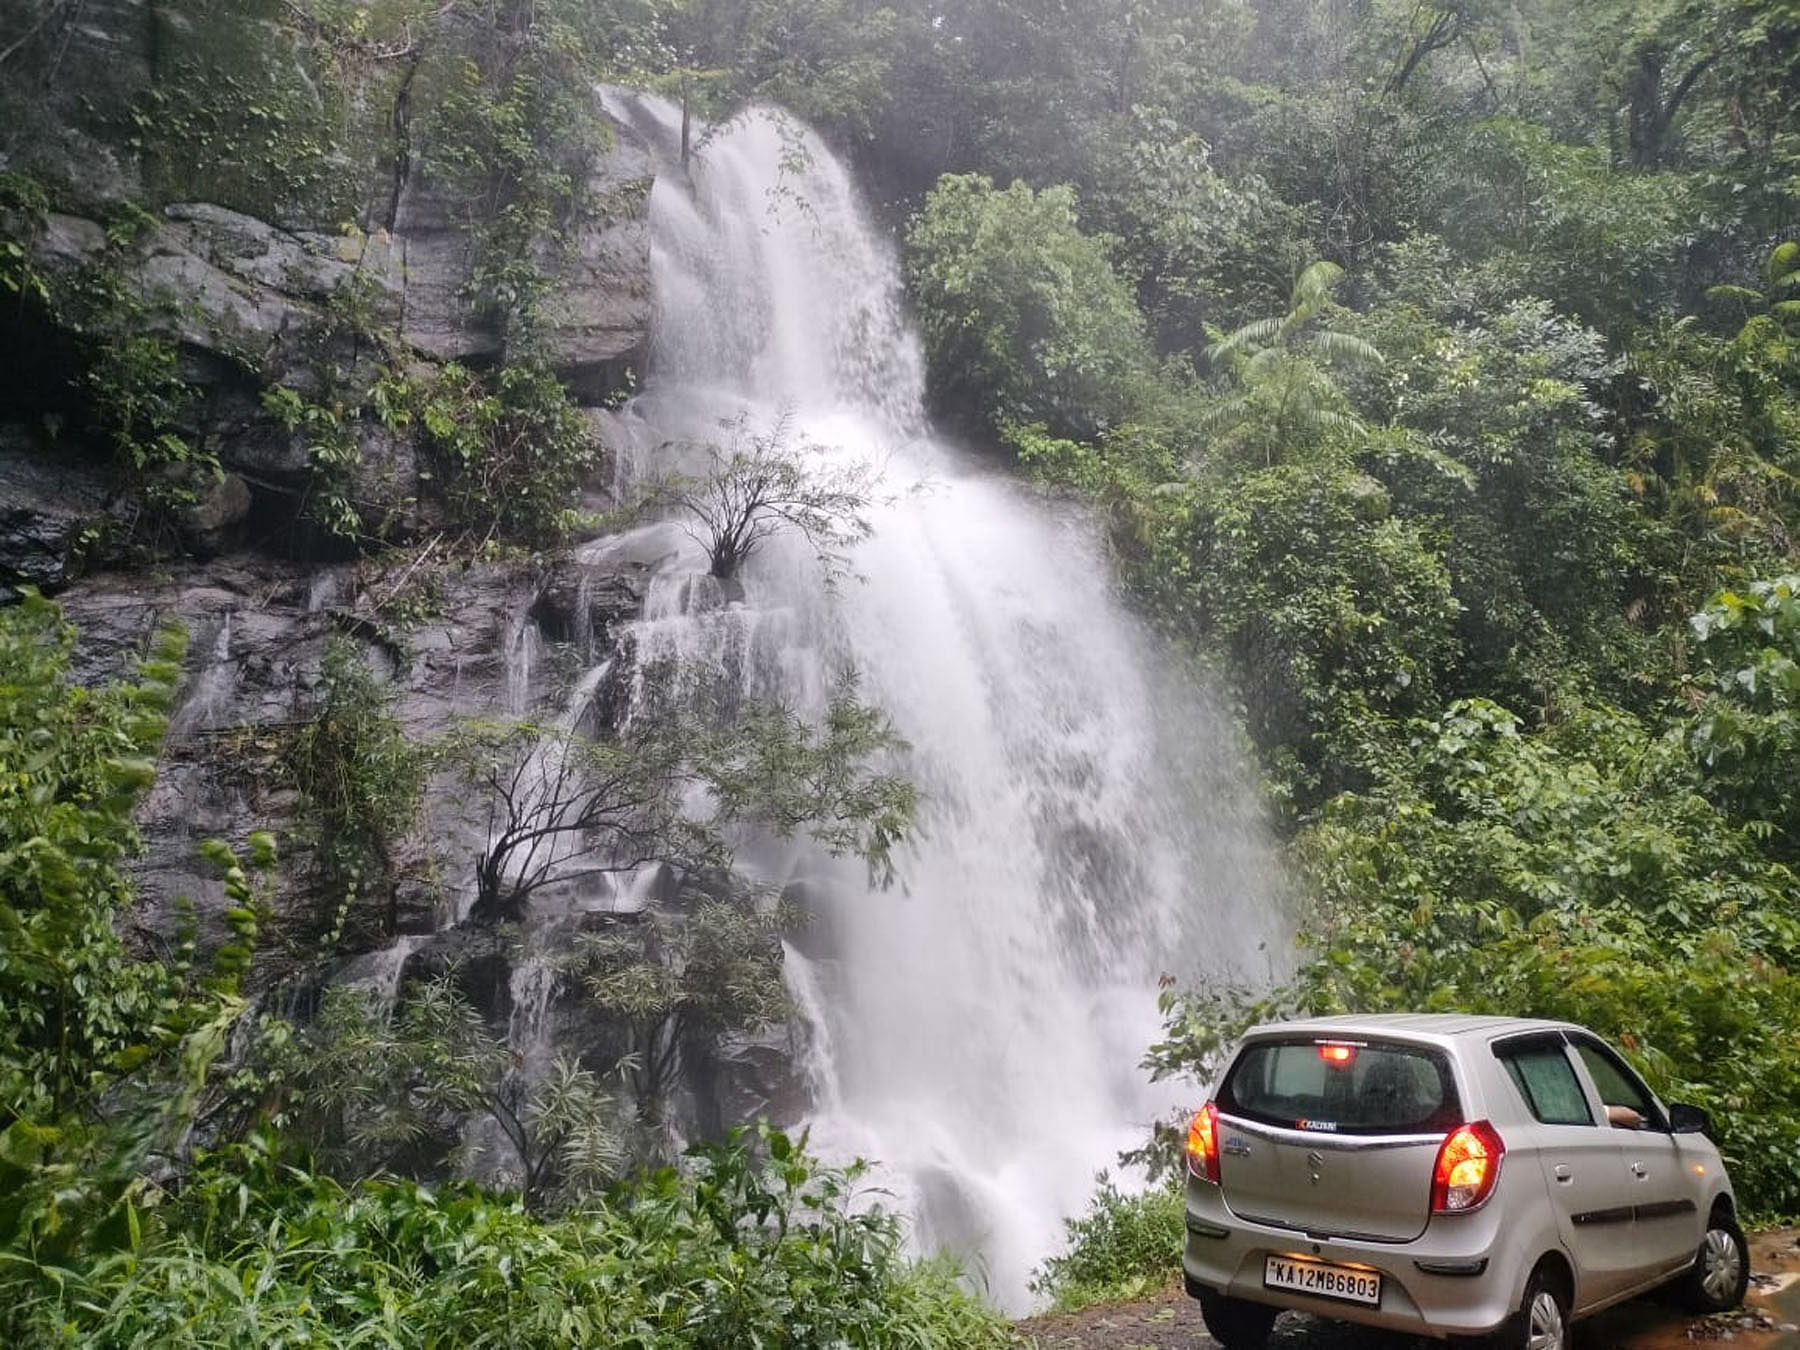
1016 1232 1800 1350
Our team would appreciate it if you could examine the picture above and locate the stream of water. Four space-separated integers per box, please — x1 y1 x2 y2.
586 94 1291 1311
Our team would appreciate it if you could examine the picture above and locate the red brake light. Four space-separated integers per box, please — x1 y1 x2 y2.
1432 1120 1505 1213
1318 1043 1356 1065
1186 1102 1221 1184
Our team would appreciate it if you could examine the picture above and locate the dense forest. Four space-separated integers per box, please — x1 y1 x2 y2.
3 0 1800 1342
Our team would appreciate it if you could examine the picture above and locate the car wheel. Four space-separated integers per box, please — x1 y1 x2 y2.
1195 1289 1278 1349
1677 1210 1750 1313
1490 1265 1570 1350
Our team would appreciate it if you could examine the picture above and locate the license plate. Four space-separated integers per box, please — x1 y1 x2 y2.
1263 1255 1382 1306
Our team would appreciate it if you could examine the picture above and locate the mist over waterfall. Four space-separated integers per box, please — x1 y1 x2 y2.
598 94 1291 1311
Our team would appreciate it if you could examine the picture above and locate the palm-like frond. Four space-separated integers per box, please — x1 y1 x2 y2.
1207 316 1281 364
1310 330 1384 368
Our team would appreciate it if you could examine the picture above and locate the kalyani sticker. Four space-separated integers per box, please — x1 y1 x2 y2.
1297 1119 1340 1131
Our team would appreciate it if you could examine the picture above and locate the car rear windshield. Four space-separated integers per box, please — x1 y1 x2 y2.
1219 1038 1463 1136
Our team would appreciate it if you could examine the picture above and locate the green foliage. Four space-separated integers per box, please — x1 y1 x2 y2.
655 0 905 143
1018 418 1459 808
404 358 599 545
6 1127 1016 1348
1030 1176 1184 1312
0 594 273 1292
414 0 624 355
574 896 791 1124
130 0 347 220
0 172 216 537
906 174 1154 440
283 636 425 945
1687 575 1800 860
453 672 914 919
1198 260 1384 466
1088 112 1310 352
1424 118 1703 333
1355 289 1650 706
284 976 628 1210
0 171 52 304
0 592 183 1125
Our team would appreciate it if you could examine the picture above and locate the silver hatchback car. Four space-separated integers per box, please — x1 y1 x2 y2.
1182 1014 1747 1349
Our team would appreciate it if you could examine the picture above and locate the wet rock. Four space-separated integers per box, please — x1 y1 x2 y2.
694 1025 808 1136
402 925 516 1023
531 560 645 651
177 471 253 556
0 426 112 591
0 0 152 210
59 555 558 968
128 203 400 386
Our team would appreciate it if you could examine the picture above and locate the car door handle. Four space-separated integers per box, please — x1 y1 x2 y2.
1553 1165 1572 1182
1631 1162 1648 1178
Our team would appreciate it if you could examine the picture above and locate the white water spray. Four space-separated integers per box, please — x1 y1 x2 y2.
600 95 1290 1311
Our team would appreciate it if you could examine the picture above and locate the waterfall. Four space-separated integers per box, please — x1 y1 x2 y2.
597 94 1291 1311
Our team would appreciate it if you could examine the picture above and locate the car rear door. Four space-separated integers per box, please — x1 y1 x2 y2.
1213 1036 1457 1241
1492 1034 1641 1309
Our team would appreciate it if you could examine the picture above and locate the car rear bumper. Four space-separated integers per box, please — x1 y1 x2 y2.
1182 1187 1527 1338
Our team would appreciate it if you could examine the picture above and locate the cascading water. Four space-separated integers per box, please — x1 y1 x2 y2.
597 94 1291 1310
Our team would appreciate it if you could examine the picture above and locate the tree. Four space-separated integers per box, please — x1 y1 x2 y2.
284 636 426 946
1353 287 1649 709
905 173 1154 440
1198 260 1383 466
1687 574 1800 861
646 412 878 586
449 674 915 921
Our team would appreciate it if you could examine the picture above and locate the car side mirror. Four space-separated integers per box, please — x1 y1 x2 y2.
1668 1102 1712 1135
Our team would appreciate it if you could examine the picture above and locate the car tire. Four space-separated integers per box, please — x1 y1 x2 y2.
1485 1264 1569 1350
1195 1289 1278 1349
1676 1209 1750 1314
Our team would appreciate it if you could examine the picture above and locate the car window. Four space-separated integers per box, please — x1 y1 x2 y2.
1219 1039 1461 1136
1496 1042 1593 1125
1574 1040 1657 1120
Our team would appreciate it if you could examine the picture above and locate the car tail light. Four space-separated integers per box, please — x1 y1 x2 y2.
1186 1101 1221 1184
1431 1120 1504 1213
1317 1042 1356 1066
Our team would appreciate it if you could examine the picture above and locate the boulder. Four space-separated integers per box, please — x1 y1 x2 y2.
177 471 253 555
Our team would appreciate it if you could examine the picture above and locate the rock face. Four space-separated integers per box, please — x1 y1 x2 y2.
5 0 788 1174
2 0 656 578
58 554 625 957
0 426 111 589
59 546 792 1153
390 152 655 404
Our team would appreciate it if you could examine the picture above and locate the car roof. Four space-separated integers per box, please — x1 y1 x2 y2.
1242 1012 1583 1044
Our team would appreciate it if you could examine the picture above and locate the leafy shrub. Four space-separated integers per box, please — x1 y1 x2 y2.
906 174 1154 439
1030 1176 1184 1313
284 636 425 945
